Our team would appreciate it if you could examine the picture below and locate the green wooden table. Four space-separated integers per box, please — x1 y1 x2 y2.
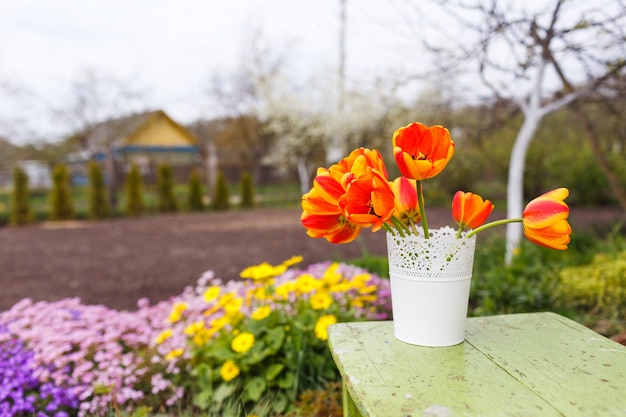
328 313 626 416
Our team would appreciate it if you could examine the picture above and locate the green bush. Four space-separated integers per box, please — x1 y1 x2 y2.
212 172 230 211
10 166 33 226
49 164 74 221
87 161 110 219
125 163 145 217
187 168 205 212
156 163 178 213
239 171 256 209
559 251 626 320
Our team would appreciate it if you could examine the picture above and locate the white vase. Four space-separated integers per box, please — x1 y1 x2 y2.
386 226 477 347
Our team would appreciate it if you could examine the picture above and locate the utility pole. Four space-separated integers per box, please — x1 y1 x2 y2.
327 0 347 164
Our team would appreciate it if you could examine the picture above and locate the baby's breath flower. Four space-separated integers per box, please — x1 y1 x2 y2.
231 332 255 353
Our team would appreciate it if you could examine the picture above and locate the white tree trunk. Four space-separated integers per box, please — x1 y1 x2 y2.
505 112 543 264
297 156 312 195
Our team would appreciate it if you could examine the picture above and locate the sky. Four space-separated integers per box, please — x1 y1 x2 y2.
0 0 424 143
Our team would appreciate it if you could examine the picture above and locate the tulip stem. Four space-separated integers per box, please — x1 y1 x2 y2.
465 218 522 239
416 180 429 238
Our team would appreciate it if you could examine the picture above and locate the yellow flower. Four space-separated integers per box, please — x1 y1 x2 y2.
296 274 320 294
310 292 333 310
218 293 235 307
165 348 184 361
220 359 240 382
167 302 188 323
231 332 255 353
251 305 271 320
351 294 377 308
193 328 214 346
203 286 221 302
184 320 205 336
240 262 286 280
274 282 296 300
154 329 173 345
322 263 342 287
282 255 304 267
314 314 337 341
223 296 244 315
210 315 230 331
351 273 371 289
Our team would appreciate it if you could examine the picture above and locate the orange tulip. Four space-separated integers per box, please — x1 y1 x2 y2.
301 175 362 244
452 191 494 230
339 168 395 232
392 122 455 180
522 188 572 250
391 176 421 227
301 147 391 244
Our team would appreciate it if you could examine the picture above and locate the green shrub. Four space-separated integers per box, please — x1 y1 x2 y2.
87 160 110 219
187 168 205 211
212 172 230 211
49 164 74 221
125 163 145 217
559 251 626 320
239 171 256 209
10 166 33 226
156 163 178 213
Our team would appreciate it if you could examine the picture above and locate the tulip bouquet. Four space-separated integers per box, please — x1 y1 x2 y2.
301 122 572 251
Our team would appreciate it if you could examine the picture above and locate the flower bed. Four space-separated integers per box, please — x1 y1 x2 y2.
0 259 392 416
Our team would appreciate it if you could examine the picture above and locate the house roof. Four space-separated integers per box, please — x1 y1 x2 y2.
85 110 201 151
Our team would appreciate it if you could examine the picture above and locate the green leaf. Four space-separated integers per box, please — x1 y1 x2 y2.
245 376 267 402
266 325 286 352
272 391 289 413
277 370 295 389
265 362 285 381
214 382 238 404
193 389 212 410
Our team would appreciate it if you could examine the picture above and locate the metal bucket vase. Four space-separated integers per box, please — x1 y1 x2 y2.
386 226 477 347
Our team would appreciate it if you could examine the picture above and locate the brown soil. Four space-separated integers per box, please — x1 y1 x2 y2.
0 206 623 312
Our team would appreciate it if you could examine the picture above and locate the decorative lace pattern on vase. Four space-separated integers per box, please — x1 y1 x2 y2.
386 226 476 281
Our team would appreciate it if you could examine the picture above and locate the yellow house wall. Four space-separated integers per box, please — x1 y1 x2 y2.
123 114 196 147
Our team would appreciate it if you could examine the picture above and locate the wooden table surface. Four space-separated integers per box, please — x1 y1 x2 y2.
328 313 626 416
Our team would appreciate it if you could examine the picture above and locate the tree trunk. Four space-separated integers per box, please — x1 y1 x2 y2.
297 156 312 195
505 112 543 264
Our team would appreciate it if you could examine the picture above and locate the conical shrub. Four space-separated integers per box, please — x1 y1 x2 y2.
88 160 110 219
49 164 74 221
125 163 145 217
187 168 205 211
212 171 230 211
239 171 255 209
10 166 33 226
156 163 178 213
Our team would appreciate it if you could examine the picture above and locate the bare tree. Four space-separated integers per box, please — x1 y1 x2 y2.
408 0 626 263
54 68 146 208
